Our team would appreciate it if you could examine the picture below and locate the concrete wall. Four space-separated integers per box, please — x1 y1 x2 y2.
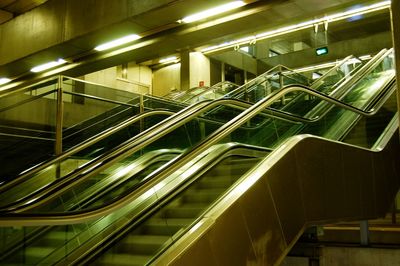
0 93 115 129
189 52 210 88
262 31 392 69
84 63 152 95
211 50 258 75
210 59 222 85
152 63 181 97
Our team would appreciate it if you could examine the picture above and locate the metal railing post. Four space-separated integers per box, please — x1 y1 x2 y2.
55 76 64 156
139 94 144 133
279 66 285 105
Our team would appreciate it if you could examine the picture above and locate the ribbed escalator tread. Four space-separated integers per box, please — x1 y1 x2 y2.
163 204 208 218
143 218 193 235
94 253 151 266
114 235 172 255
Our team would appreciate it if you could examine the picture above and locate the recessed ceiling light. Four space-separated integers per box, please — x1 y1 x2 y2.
0 78 11 85
159 56 179 64
94 34 141 51
30 59 67 73
181 1 245 23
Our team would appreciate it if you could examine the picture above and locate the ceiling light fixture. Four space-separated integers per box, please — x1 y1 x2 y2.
180 1 245 23
201 0 391 53
31 59 67 73
0 78 11 85
159 56 179 64
94 34 141 51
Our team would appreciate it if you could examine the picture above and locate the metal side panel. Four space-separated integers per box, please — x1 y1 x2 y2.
153 132 400 266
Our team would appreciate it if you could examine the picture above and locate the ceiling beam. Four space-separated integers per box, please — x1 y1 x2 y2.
0 9 13 24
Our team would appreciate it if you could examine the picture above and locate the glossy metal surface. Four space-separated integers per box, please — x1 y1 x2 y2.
157 118 400 266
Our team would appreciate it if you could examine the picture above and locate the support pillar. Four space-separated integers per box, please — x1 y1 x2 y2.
180 50 190 91
221 62 225 82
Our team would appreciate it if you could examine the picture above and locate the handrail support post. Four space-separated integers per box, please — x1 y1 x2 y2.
55 75 64 156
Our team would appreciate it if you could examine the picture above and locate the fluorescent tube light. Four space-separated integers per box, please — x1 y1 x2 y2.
0 78 11 85
181 1 245 23
31 59 67 73
95 34 141 51
159 56 178 64
201 0 391 53
240 46 249 53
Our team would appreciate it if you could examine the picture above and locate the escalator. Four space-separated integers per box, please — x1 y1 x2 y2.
0 52 366 184
84 50 398 265
0 53 366 212
0 49 378 214
0 64 297 181
0 48 397 265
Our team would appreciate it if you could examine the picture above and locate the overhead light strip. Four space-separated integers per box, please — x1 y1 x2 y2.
0 78 11 85
94 34 141 51
180 1 246 23
201 0 391 53
159 56 179 64
31 59 67 73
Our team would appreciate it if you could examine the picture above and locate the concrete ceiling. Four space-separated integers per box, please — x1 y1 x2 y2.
0 0 48 23
0 0 392 90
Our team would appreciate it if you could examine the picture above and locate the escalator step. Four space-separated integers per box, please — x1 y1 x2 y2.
115 235 171 254
195 177 236 189
38 231 76 246
143 218 193 235
182 189 224 204
163 204 207 219
95 253 151 266
14 247 54 265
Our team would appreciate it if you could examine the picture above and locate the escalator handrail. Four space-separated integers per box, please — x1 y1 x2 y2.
304 48 391 119
310 55 354 87
311 48 388 103
0 109 175 194
0 78 394 223
224 64 309 98
180 81 239 104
